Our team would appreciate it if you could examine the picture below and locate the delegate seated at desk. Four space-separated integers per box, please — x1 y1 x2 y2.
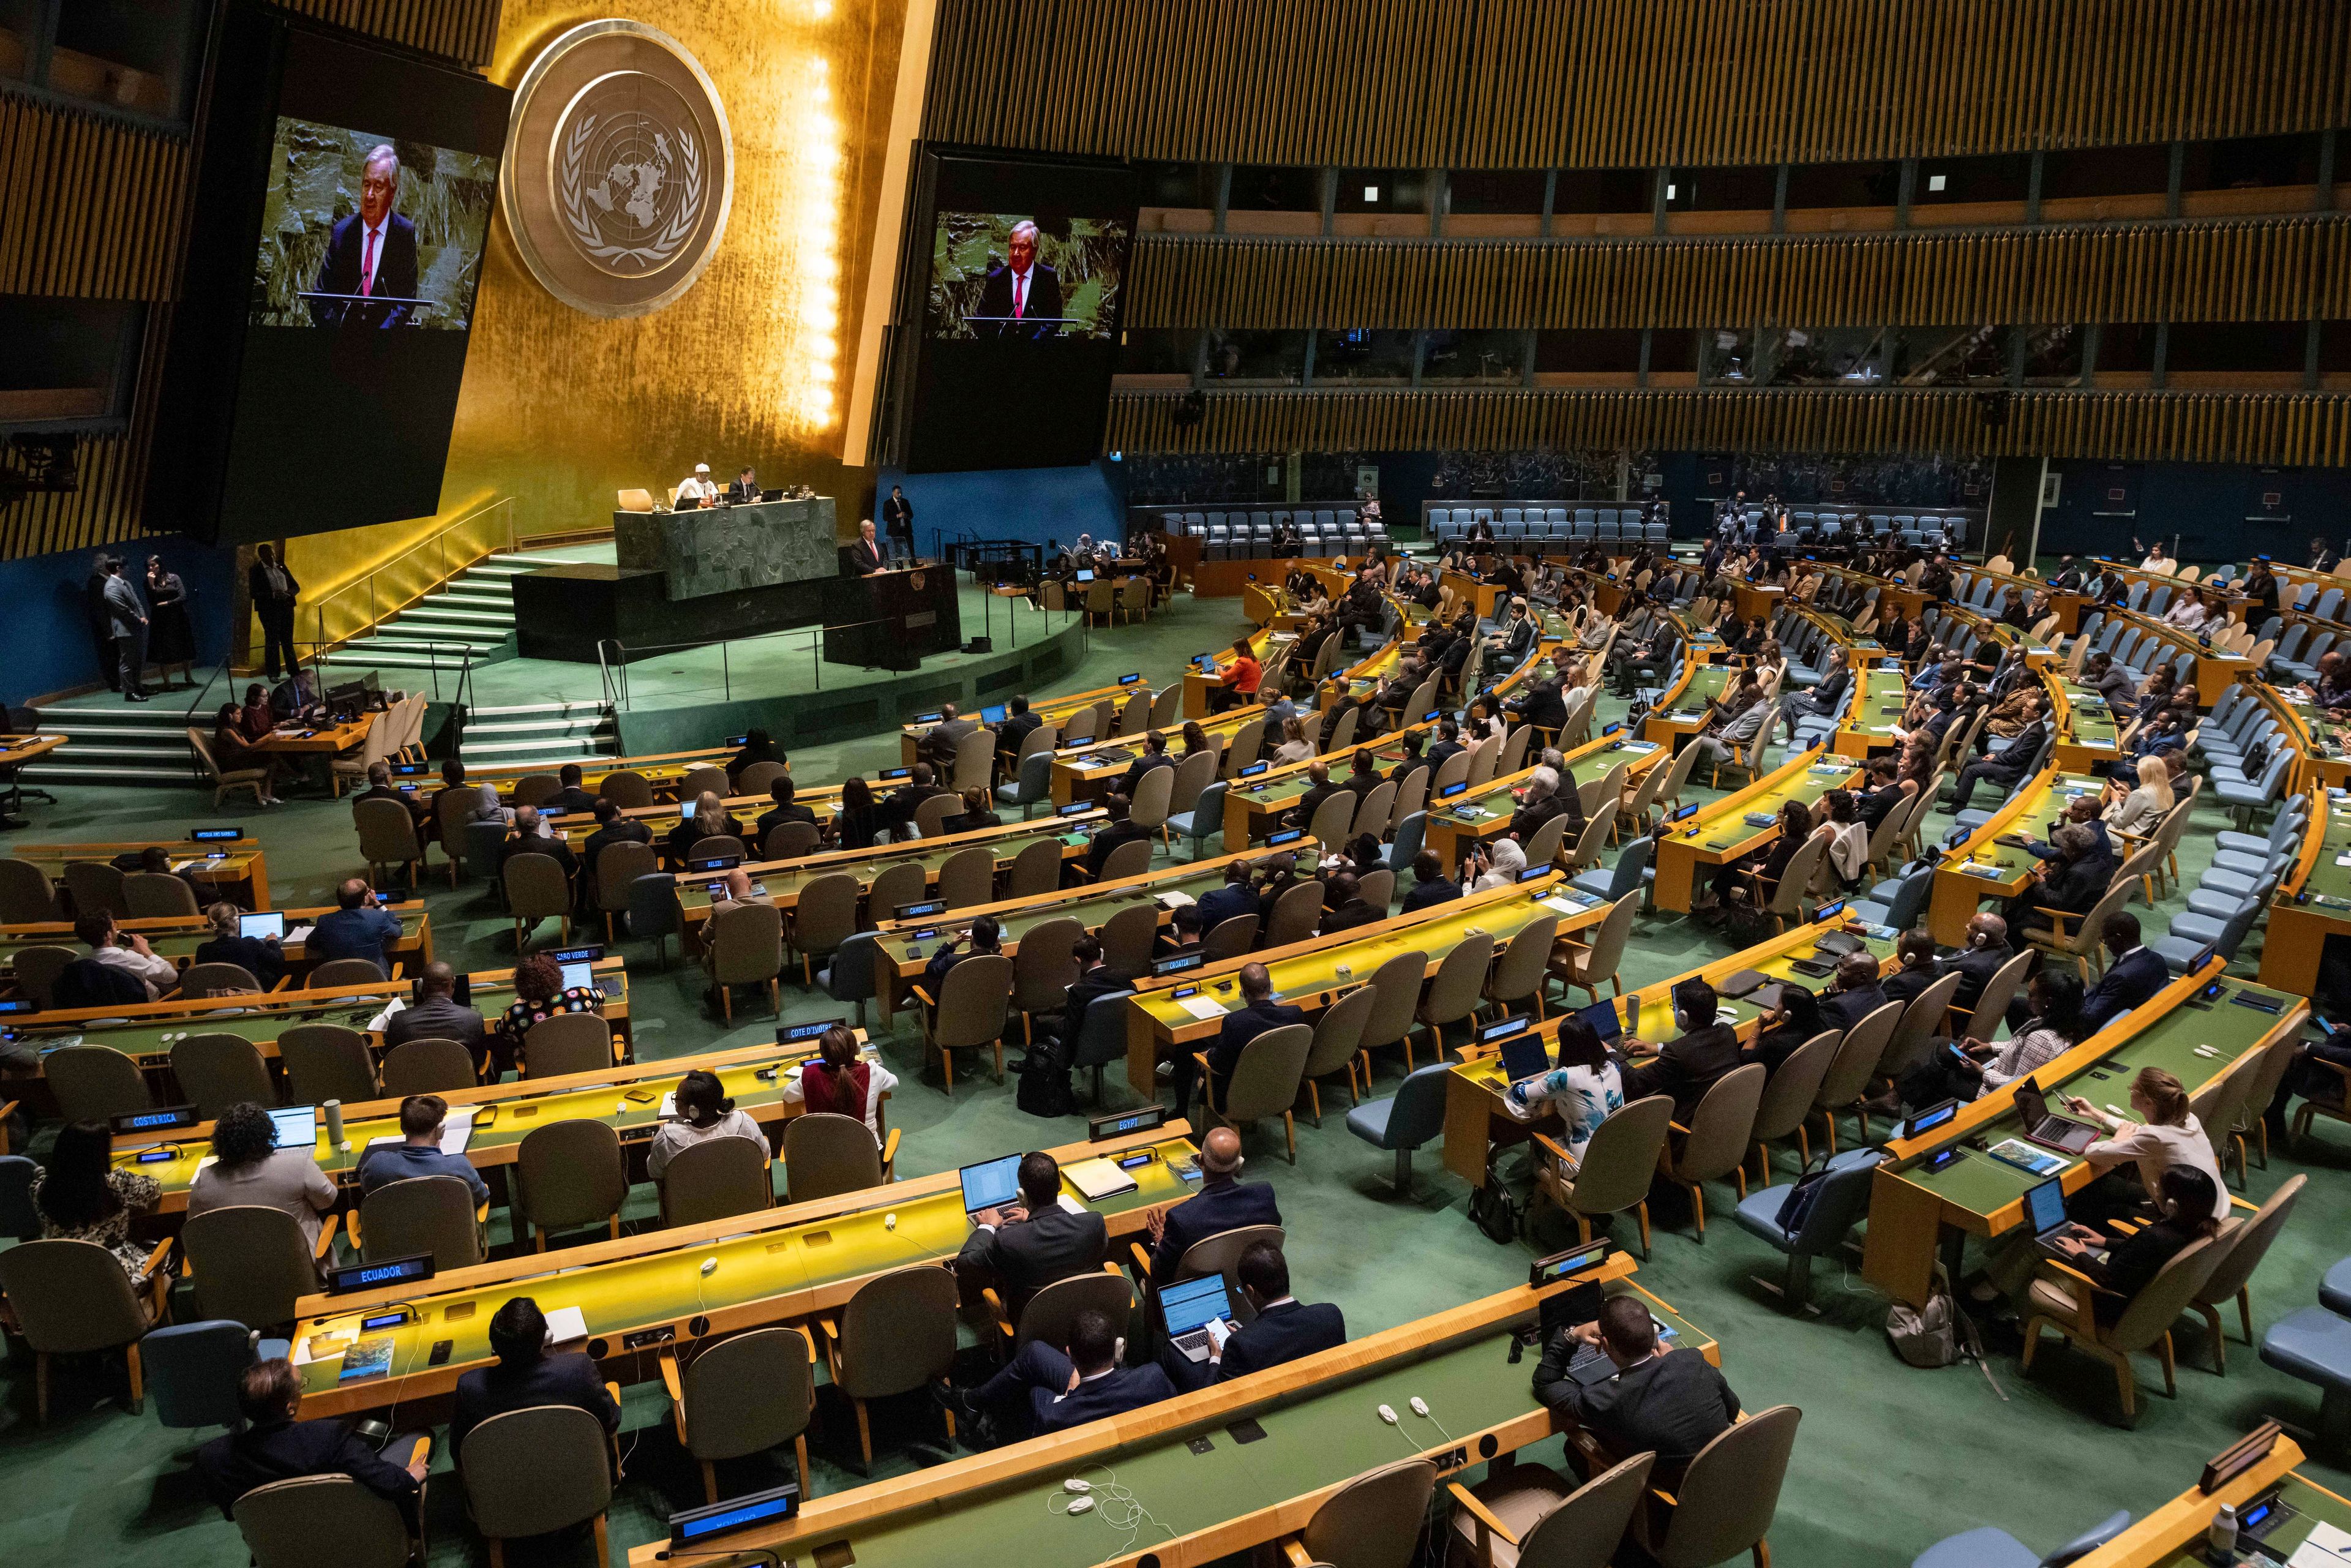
1169 964 1304 1122
355 1095 490 1204
1624 980 1741 1119
956 1150 1108 1316
449 1298 621 1465
1161 1239 1344 1392
1144 1127 1280 1278
954 1307 1173 1446
198 1360 427 1524
1534 1295 1740 1486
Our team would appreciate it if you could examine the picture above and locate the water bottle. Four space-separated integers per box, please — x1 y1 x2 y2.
324 1098 347 1150
2206 1501 2238 1565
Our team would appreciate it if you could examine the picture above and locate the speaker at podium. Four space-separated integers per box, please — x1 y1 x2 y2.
824 561 962 670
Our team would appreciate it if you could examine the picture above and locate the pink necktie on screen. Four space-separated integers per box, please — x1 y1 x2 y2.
1014 274 1025 319
362 229 378 297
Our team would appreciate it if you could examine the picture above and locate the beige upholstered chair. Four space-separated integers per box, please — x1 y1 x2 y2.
591 839 659 940
736 760 787 795
914 951 1012 1094
459 1403 617 1568
1010 915 1084 1044
782 1109 899 1202
659 1135 773 1226
1808 1000 1904 1151
514 1118 628 1249
598 769 655 808
996 1267 1132 1356
785 871 859 983
309 957 394 989
934 845 996 909
1286 1457 1438 1568
705 899 784 1021
182 1204 332 1329
1747 1031 1839 1182
62 859 127 917
0 1238 167 1420
864 860 928 922
170 1032 276 1119
762 819 822 861
688 834 748 863
1657 1063 1766 1239
1531 1093 1674 1256
177 961 262 998
1354 948 1432 1075
912 794 958 838
2189 1174 2305 1372
278 1022 377 1105
1262 878 1327 948
187 727 269 808
1483 914 1557 1021
1300 983 1376 1119
434 786 478 885
123 870 200 917
2022 1232 2229 1420
508 771 560 809
1005 835 1063 897
665 1326 816 1502
380 1036 480 1095
502 851 572 950
817 1265 960 1469
352 798 422 888
234 1473 421 1568
1877 969 1965 1083
353 1174 483 1271
1195 1021 1313 1162
1097 901 1159 976
0 857 59 922
1948 948 2033 1043
520 1009 613 1078
1447 1450 1655 1568
1202 912 1259 961
1627 1405 1802 1566
1415 931 1494 1056
43 1043 156 1122
10 942 76 1008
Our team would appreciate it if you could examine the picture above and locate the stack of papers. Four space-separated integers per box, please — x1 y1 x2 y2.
365 1106 476 1154
285 924 317 945
1063 1157 1139 1201
1174 994 1228 1021
2289 1522 2351 1567
543 1305 590 1345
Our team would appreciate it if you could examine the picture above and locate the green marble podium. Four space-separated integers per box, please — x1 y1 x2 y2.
612 496 838 601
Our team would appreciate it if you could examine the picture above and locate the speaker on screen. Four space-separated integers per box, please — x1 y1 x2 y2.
147 1 512 544
894 152 1136 474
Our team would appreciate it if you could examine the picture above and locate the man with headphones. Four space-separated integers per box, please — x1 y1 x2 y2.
943 1307 1174 1446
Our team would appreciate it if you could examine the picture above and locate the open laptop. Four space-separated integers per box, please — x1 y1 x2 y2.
239 910 286 941
268 1105 319 1152
980 703 1008 725
958 1153 1024 1218
2011 1079 2101 1155
1158 1274 1240 1364
1577 999 1622 1048
2022 1177 2109 1262
1498 1032 1551 1089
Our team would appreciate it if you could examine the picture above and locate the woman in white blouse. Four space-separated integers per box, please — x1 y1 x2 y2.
2164 590 2208 631
782 1023 898 1141
2101 755 2174 838
1505 1016 1624 1172
2061 1064 2227 1223
647 1069 768 1182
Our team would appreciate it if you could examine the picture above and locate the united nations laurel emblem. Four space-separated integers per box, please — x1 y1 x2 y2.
500 20 733 317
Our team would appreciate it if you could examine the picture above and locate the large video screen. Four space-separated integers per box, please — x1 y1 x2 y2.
148 4 512 544
901 156 1134 473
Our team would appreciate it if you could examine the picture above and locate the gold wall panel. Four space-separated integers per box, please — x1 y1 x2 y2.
1104 388 2351 468
1128 216 2351 331
926 0 2351 169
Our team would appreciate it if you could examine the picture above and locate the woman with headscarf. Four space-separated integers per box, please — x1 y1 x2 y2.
1471 836 1527 891
470 781 515 828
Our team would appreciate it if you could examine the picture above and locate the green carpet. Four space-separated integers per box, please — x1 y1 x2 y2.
3 590 2346 1568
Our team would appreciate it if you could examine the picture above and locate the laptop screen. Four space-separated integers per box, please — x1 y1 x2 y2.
1158 1274 1234 1335
1578 999 1622 1043
2012 1081 2048 1129
239 910 286 940
1499 1033 1550 1085
958 1153 1023 1214
1075 569 1095 583
980 705 1008 725
558 961 594 992
268 1105 319 1151
2023 1178 2068 1237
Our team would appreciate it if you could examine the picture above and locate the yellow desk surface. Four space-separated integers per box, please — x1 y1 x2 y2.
898 679 1158 767
1860 961 2301 1305
114 1033 869 1212
1650 748 1860 913
2259 784 2345 997
289 1123 1197 1416
1925 769 2104 945
2069 1436 2349 1567
16 839 272 910
1420 733 1668 871
0 906 431 981
482 748 735 800
1123 872 1608 1093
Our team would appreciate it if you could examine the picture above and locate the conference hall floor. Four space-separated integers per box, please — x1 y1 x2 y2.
3 582 2345 1568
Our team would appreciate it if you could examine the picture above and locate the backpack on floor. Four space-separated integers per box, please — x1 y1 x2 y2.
1014 1042 1074 1119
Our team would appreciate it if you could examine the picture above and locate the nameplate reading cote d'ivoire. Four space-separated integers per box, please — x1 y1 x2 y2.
500 19 734 318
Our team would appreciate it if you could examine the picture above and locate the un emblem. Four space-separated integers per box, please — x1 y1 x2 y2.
501 20 732 317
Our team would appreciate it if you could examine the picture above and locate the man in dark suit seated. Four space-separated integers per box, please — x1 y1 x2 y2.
541 763 601 817
1167 964 1303 1122
1533 1295 1741 1488
1507 674 1570 733
1625 980 1742 1120
2007 823 2109 936
973 220 1064 340
449 1298 621 1468
1401 850 1461 913
1162 1240 1344 1392
579 801 653 909
752 776 818 850
955 1150 1108 1319
996 694 1044 762
1144 1128 1280 1279
1152 904 1205 964
1423 721 1467 781
1317 871 1382 936
1039 935 1132 1056
309 146 419 329
1114 729 1175 802
954 1307 1173 1446
881 762 953 841
1948 698 2049 814
1284 762 1341 832
383 960 488 1065
1944 913 2014 1022
198 1359 427 1523
498 808 579 883
920 703 982 773
1079 793 1153 882
2079 912 2168 1030
1195 860 1259 935
348 763 430 833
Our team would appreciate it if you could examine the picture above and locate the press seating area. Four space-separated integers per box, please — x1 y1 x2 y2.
1165 508 1392 560
1425 503 1670 546
1719 508 1973 551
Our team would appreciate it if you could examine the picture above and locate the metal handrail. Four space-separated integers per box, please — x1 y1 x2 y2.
304 494 517 659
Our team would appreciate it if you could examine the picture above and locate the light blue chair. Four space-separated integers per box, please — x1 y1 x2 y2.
1858 865 1937 931
1731 1148 1882 1309
996 748 1055 818
1068 987 1137 1104
145 1319 263 1431
1345 1063 1453 1192
1572 836 1652 902
2324 1256 2351 1316
1379 810 1427 876
817 928 884 1029
625 872 680 967
2259 1307 2351 1450
1166 779 1228 860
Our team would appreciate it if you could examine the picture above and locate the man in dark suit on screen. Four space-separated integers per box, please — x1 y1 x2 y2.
972 219 1062 340
310 144 420 329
